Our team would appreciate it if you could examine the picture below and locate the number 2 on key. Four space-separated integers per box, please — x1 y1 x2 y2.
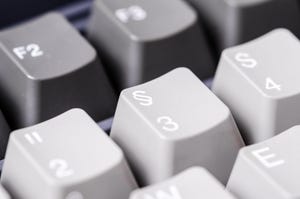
49 159 74 178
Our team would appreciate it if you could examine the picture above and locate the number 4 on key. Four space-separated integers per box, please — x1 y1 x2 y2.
265 77 281 91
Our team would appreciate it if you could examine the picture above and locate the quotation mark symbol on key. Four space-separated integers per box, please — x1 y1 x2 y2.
24 132 43 144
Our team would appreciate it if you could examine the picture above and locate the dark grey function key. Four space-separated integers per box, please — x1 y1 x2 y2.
184 0 300 53
0 12 116 129
87 0 214 90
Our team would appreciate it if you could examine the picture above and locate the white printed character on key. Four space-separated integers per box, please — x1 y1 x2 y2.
252 147 285 168
265 77 281 91
132 90 153 106
13 44 44 60
157 116 179 132
24 131 43 145
143 186 182 199
115 5 147 23
49 159 74 178
234 52 257 68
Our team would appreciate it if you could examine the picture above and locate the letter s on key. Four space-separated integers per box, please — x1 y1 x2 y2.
132 91 153 106
235 52 257 68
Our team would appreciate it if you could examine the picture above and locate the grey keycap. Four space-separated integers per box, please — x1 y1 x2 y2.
1 109 137 199
0 184 10 199
130 167 237 199
184 0 300 53
111 67 244 186
0 111 10 159
87 0 214 90
0 12 116 129
213 29 300 144
227 126 300 199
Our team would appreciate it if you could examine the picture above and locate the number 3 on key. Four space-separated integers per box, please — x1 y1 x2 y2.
157 116 179 132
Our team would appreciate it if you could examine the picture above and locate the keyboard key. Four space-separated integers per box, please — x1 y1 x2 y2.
0 184 10 199
111 68 244 185
0 12 116 129
87 0 214 90
0 110 10 159
185 0 300 52
130 167 236 199
1 109 137 199
213 29 300 144
227 126 300 199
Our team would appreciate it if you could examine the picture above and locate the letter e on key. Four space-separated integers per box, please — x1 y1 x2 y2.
252 147 285 168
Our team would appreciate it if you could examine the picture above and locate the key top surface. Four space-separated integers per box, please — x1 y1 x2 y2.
1 109 137 199
227 126 300 199
1 14 93 79
213 29 300 144
96 0 195 40
111 67 244 186
130 167 236 199
88 0 214 90
0 12 116 129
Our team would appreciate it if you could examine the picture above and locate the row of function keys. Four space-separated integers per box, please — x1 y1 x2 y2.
1 0 300 130
1 83 300 199
2 0 300 126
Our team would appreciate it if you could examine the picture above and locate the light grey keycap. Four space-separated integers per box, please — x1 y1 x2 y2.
213 29 300 144
0 184 11 199
130 167 237 199
0 12 116 129
0 110 10 159
87 0 214 90
111 67 244 186
1 109 137 199
227 126 300 199
184 0 300 53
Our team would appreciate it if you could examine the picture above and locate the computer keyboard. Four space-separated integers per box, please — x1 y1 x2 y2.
0 0 300 198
